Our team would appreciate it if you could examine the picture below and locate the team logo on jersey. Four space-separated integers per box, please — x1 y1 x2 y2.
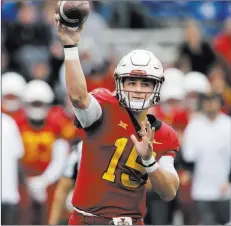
111 217 132 225
118 218 129 225
118 121 128 130
153 139 162 145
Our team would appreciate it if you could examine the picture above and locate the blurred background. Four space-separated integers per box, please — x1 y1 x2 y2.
1 0 231 225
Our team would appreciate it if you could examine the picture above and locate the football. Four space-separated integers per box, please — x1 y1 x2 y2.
56 1 90 28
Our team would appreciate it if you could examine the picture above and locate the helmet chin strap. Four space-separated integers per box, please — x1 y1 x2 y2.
121 89 155 111
126 99 151 111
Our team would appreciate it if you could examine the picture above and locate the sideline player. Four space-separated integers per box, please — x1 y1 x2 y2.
55 18 180 225
18 80 69 224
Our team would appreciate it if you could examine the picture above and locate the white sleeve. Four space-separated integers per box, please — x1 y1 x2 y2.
9 116 24 158
72 94 102 128
40 139 69 185
182 122 198 162
159 156 179 180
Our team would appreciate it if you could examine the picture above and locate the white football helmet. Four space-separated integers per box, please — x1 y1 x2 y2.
22 80 54 120
184 71 211 94
161 86 185 102
114 49 164 111
163 68 185 87
2 72 26 112
184 72 211 111
160 68 185 102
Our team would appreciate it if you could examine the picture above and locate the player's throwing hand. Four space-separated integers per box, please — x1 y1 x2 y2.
54 14 83 46
131 118 155 161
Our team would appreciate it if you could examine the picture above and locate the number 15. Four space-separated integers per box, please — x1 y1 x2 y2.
102 137 156 188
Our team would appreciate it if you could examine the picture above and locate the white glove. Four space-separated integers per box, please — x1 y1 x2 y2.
27 176 48 203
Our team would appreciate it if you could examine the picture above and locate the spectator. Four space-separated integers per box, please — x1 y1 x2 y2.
178 20 216 75
4 3 52 72
1 113 24 225
182 92 231 225
108 1 154 28
208 63 231 115
214 17 231 65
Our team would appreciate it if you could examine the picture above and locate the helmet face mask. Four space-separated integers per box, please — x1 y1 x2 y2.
2 94 22 112
2 72 26 112
115 75 163 111
24 101 50 121
114 50 164 112
22 80 54 120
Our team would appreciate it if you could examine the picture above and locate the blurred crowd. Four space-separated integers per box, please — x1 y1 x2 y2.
1 1 231 225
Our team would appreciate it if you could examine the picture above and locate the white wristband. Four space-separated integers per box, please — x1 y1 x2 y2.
145 162 160 173
142 156 156 166
64 46 79 60
142 156 159 173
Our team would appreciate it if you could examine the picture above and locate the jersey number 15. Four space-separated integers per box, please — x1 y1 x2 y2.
102 137 156 189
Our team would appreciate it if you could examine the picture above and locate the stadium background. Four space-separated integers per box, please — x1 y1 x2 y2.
1 0 231 225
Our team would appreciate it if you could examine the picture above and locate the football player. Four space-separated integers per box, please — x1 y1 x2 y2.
18 80 69 224
149 68 188 131
177 72 212 225
183 71 211 117
55 20 180 225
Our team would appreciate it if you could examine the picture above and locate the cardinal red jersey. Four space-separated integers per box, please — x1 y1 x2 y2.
48 106 82 142
85 69 115 93
17 114 62 176
72 89 179 218
1 108 26 125
150 105 189 131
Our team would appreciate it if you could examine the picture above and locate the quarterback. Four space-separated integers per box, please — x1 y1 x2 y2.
55 19 180 225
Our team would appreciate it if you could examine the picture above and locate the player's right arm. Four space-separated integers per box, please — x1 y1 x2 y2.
54 17 102 128
55 16 89 109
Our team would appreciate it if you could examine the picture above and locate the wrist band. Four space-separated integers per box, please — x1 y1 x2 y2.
142 156 156 167
64 45 79 60
145 162 159 173
142 156 159 173
64 44 78 48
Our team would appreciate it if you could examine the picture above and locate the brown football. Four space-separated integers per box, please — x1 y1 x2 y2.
56 1 90 28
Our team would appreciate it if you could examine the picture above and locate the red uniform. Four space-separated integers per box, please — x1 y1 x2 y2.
70 90 179 224
17 116 61 175
15 109 65 224
150 105 189 131
1 108 26 125
47 106 83 222
48 106 81 142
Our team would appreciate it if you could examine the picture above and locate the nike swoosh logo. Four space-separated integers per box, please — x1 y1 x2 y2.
153 140 162 144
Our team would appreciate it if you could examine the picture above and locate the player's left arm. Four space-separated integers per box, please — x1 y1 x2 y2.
40 139 70 185
146 153 179 201
28 138 70 194
131 119 179 201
